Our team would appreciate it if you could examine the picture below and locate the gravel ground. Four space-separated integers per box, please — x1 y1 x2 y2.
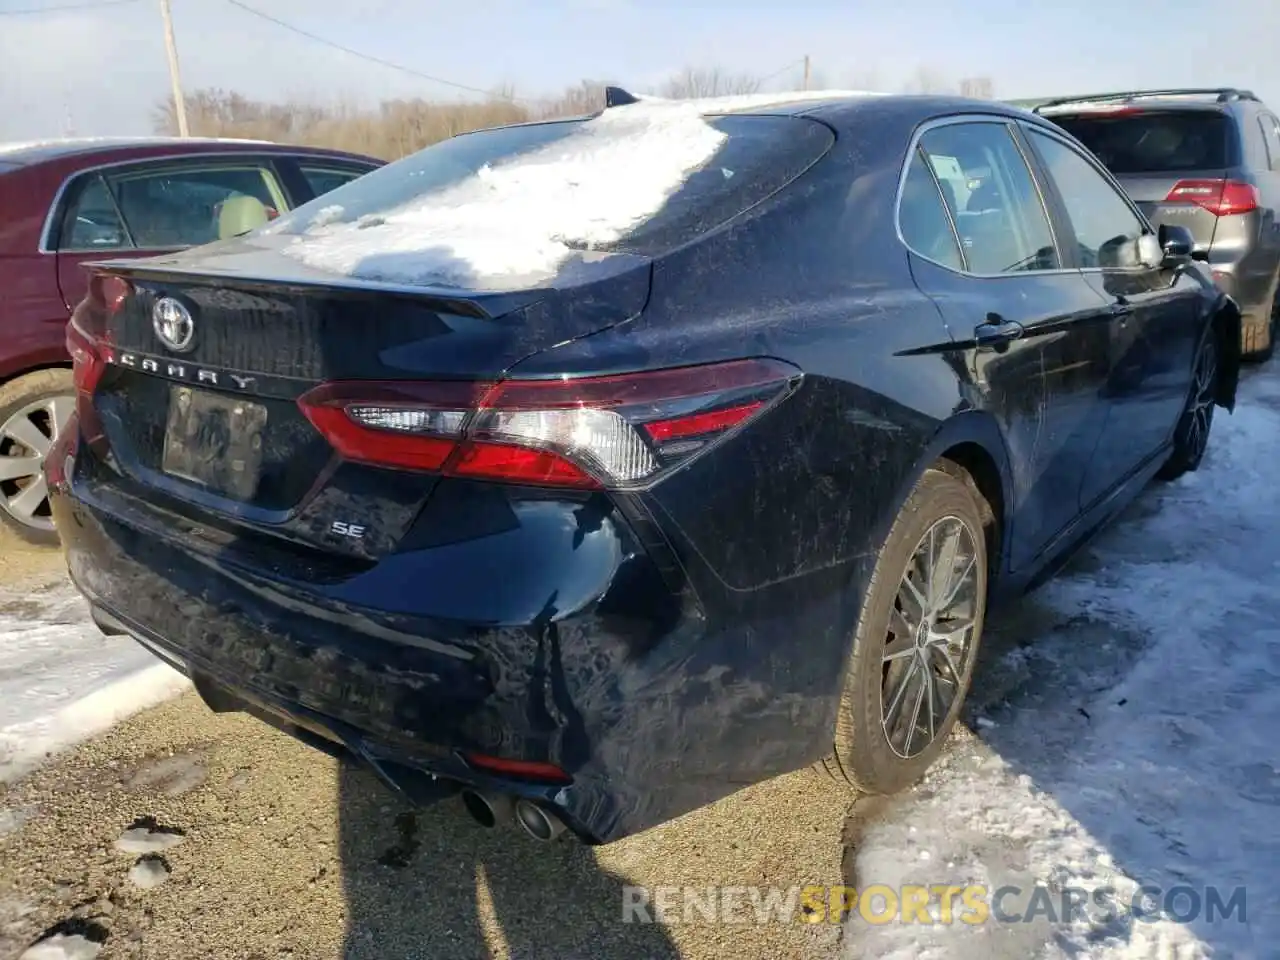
0 532 853 960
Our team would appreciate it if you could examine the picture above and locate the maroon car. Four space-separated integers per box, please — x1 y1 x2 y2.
0 136 382 544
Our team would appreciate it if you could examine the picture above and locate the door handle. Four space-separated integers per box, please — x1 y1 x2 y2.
974 314 1024 348
1111 297 1134 320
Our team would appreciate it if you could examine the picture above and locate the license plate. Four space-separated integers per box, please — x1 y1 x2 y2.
161 386 268 500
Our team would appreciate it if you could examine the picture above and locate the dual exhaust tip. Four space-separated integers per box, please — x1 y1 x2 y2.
460 789 568 842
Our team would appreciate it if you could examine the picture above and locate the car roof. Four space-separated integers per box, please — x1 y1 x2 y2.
0 136 376 168
479 91 1037 139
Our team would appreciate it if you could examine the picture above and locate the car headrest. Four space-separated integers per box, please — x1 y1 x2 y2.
218 194 270 240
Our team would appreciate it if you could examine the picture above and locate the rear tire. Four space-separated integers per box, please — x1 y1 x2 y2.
1242 279 1278 363
820 468 988 794
0 369 75 547
1157 327 1219 482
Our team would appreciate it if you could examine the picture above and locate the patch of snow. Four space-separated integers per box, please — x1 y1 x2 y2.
0 582 190 784
0 804 36 838
308 204 345 227
843 366 1280 960
127 856 171 889
278 100 732 289
18 934 101 960
114 825 184 854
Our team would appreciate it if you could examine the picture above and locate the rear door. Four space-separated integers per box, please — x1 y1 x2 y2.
51 156 291 311
900 118 1114 571
1021 123 1203 505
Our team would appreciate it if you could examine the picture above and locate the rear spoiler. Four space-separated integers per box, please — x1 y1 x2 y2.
84 259 550 321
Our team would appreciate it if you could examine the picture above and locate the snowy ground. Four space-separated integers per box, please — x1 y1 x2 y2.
845 364 1280 959
0 579 188 785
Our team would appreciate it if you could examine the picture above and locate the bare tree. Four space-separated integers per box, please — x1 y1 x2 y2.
959 76 996 99
658 67 761 100
149 66 769 160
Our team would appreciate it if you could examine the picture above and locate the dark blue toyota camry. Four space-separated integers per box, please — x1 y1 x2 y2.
47 89 1240 844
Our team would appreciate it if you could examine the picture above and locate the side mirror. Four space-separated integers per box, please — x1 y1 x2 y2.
1158 224 1195 266
1136 234 1164 268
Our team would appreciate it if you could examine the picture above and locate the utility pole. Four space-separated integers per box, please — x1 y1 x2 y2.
160 0 189 137
802 55 811 91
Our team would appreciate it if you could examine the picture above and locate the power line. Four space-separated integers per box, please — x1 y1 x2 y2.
221 0 525 101
756 58 807 87
0 0 139 15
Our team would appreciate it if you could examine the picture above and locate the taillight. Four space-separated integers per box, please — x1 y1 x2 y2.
297 358 802 490
463 753 572 784
66 324 105 395
66 273 131 443
1164 179 1259 217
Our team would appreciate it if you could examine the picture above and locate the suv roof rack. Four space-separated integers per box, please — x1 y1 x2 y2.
1034 88 1258 113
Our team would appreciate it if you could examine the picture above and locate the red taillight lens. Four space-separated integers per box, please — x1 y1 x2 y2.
297 358 802 490
66 323 105 396
1164 179 1259 217
86 274 132 321
463 753 572 784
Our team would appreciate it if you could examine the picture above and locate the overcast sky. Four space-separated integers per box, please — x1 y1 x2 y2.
1 0 1278 141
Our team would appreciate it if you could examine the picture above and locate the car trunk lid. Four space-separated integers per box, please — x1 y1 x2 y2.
75 239 652 562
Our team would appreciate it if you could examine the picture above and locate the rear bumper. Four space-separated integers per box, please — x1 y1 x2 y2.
51 452 840 843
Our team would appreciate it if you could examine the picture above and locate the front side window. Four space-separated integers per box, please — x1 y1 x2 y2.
299 164 371 199
1026 128 1148 269
103 163 287 248
918 122 1060 274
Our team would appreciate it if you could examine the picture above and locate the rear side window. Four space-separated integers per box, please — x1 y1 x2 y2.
268 112 835 278
1048 110 1234 173
898 149 964 270
59 175 130 250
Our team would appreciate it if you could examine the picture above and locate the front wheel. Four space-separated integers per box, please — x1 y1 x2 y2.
821 468 988 794
1157 329 1219 482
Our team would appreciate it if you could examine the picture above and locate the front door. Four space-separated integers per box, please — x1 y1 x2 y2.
901 119 1115 571
1020 124 1204 506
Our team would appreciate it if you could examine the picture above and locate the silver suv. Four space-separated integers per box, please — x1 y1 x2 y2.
1034 88 1280 360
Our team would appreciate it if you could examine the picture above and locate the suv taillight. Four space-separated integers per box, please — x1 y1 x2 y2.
1164 179 1259 217
297 359 802 490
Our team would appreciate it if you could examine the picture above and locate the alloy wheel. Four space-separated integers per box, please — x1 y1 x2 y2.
1185 338 1217 460
880 515 981 759
0 394 75 533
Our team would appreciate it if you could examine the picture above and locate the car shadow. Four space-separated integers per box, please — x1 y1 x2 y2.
336 762 680 960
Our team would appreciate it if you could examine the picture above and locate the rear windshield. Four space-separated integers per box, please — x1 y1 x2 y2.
265 110 833 286
1048 109 1235 173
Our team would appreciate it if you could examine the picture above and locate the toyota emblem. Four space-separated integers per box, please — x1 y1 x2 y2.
152 297 195 353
